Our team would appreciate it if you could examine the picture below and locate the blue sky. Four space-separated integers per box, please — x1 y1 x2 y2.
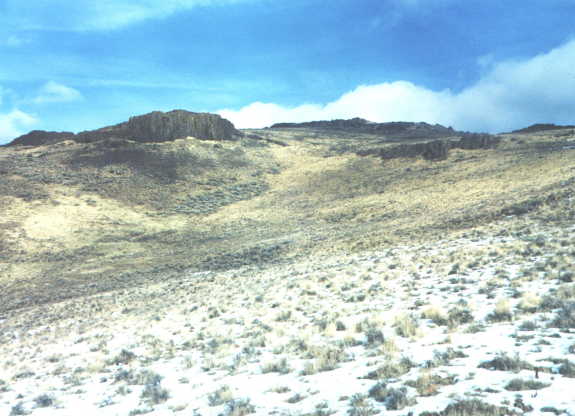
1 0 575 143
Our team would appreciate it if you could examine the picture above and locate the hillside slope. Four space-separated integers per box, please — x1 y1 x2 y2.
1 124 575 312
1 121 575 415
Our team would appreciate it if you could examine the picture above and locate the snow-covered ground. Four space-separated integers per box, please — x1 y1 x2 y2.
1 224 575 415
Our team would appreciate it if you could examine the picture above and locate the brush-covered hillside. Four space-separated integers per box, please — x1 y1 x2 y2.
1 112 575 416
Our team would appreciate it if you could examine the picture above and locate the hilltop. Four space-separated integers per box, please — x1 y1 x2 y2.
1 113 575 415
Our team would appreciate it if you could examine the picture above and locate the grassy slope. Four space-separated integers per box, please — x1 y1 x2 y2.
1 129 575 313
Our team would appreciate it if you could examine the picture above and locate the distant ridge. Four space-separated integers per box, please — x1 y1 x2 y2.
270 117 457 139
4 130 75 147
511 123 575 134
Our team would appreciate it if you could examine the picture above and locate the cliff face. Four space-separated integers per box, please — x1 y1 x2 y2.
76 110 240 143
6 110 241 147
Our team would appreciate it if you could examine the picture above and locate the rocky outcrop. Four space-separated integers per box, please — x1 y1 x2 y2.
76 110 240 143
357 133 500 161
271 118 456 140
5 130 75 147
6 110 240 147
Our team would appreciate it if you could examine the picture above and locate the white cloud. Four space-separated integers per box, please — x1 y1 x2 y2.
0 110 37 143
219 39 575 133
33 81 83 104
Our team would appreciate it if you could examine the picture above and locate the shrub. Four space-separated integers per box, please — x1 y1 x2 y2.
347 394 378 416
425 348 467 368
364 328 385 347
34 394 54 408
9 403 27 416
478 353 532 372
362 357 414 380
301 347 348 375
447 306 474 328
419 399 517 416
518 320 537 331
222 398 255 416
261 358 291 374
405 373 457 396
368 383 415 410
275 311 292 322
108 349 137 365
208 385 234 406
422 306 448 326
558 360 575 378
505 378 550 391
550 301 575 329
115 369 162 386
286 393 305 403
141 383 169 405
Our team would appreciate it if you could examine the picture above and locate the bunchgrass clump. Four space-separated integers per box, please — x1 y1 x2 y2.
517 292 541 313
301 347 348 375
393 313 419 338
487 299 513 322
422 306 448 326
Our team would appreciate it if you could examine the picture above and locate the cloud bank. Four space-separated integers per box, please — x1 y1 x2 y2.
219 39 575 133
